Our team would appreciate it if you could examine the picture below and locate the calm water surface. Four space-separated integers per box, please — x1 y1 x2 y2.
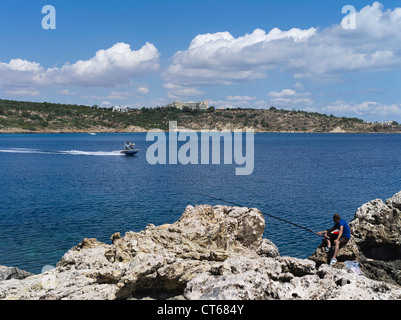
0 133 400 273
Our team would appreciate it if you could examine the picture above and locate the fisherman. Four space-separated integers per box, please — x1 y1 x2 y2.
316 214 351 266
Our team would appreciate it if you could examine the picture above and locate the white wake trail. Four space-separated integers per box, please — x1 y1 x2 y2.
0 148 124 156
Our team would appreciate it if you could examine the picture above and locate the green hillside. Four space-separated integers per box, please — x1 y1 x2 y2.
0 99 400 133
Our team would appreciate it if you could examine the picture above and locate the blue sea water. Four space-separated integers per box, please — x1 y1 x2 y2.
0 133 400 273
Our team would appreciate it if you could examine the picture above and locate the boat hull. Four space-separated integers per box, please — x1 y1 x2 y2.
120 149 139 156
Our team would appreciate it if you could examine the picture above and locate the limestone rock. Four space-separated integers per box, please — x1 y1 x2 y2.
184 256 401 300
257 238 280 258
1 202 400 300
386 190 401 211
0 266 33 281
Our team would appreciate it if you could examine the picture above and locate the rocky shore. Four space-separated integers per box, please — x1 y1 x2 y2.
1 191 401 300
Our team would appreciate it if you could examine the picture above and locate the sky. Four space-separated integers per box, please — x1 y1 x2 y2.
0 0 400 121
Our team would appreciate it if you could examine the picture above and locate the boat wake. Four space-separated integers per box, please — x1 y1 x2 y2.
60 150 123 156
0 148 124 156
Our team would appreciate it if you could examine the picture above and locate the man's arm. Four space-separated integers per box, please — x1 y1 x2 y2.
316 229 331 238
336 226 344 240
326 226 336 234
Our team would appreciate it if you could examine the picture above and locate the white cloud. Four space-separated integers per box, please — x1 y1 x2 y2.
270 97 313 106
3 59 42 72
82 85 150 101
106 87 149 99
136 86 149 95
267 89 297 98
163 27 316 86
100 101 112 107
57 89 76 95
105 91 134 100
47 42 160 87
0 59 45 88
284 2 401 79
164 2 401 87
323 101 401 118
164 82 205 100
266 89 313 108
294 82 304 90
5 88 40 96
208 90 313 110
0 42 160 89
226 95 256 101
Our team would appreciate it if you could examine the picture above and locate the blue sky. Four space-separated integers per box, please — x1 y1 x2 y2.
0 0 400 121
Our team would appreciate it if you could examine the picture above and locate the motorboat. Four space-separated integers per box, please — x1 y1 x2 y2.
121 141 139 156
121 149 139 156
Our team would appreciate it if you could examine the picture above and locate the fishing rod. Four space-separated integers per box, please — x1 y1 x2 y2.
193 192 326 238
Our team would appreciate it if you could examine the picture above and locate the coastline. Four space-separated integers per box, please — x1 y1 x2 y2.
2 99 401 135
1 127 401 134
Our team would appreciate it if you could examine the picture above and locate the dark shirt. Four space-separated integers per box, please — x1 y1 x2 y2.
334 219 351 239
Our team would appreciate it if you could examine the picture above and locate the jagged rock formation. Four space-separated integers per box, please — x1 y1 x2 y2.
1 201 400 300
0 266 32 281
309 191 401 286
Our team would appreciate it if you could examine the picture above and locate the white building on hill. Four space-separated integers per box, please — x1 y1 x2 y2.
364 120 394 126
167 101 209 110
112 106 128 112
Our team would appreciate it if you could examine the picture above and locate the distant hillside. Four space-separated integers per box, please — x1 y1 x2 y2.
0 99 400 133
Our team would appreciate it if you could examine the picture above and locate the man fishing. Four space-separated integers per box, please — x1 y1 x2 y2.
193 193 352 267
317 214 351 266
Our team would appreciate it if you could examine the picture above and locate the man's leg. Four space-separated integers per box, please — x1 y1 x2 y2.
324 237 332 253
327 234 337 250
330 238 348 265
326 238 331 248
332 239 340 259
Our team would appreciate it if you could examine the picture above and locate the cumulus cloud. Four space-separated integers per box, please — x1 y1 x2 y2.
3 59 42 72
226 95 256 101
5 88 40 97
323 101 401 118
47 42 160 87
82 85 150 101
163 27 316 86
267 89 297 98
163 2 401 87
163 82 205 100
270 97 313 107
57 89 77 95
0 59 45 88
0 42 160 89
136 86 149 95
266 89 313 108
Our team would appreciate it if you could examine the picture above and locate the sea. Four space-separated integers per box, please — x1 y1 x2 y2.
0 132 400 274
